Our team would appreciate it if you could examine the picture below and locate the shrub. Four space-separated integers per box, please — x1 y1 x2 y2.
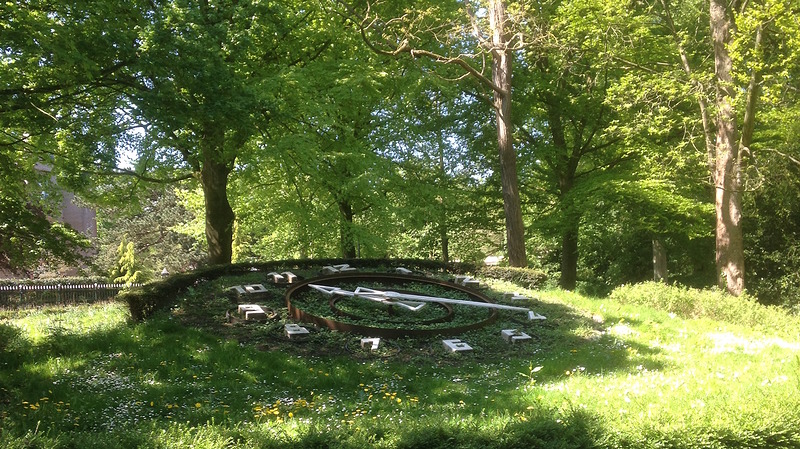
0 277 110 287
609 282 800 336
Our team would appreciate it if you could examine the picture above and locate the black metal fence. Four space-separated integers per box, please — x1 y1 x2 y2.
0 283 142 309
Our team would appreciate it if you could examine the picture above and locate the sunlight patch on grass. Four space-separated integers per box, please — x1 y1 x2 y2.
705 331 800 354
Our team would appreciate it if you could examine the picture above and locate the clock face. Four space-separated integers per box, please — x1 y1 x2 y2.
285 272 498 338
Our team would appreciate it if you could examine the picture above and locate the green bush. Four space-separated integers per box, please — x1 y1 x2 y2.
0 276 110 286
609 282 800 336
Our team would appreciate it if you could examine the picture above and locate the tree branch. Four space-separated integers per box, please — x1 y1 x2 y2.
763 148 800 168
340 0 505 95
81 166 196 184
658 0 715 182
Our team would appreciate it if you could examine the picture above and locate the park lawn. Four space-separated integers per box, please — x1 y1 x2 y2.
1 276 799 449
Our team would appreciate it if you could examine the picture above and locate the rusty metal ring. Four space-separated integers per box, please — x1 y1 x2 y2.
328 292 454 325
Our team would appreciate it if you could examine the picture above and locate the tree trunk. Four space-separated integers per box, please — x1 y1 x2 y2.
200 126 235 265
441 231 450 264
437 145 450 264
545 88 581 290
653 239 668 283
437 193 449 263
560 222 579 290
710 0 744 295
489 0 527 267
338 200 357 259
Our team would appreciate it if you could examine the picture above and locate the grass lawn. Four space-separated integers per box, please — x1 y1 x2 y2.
1 268 799 448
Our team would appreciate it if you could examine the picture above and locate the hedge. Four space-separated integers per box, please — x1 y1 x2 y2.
477 266 548 290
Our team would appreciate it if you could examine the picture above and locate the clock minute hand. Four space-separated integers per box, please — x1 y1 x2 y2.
309 284 546 320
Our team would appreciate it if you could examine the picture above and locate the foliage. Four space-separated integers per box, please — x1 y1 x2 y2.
0 156 91 274
374 84 506 264
233 43 398 260
0 199 90 274
2 0 339 266
571 176 715 295
342 0 531 266
477 266 548 290
609 282 800 336
3 0 800 311
742 102 800 311
0 277 109 287
94 187 205 279
108 239 150 285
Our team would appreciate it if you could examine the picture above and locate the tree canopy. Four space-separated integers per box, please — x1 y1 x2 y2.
2 0 800 307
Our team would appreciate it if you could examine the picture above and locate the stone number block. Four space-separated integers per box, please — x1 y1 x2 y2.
237 304 267 320
361 337 381 351
244 284 268 294
442 339 473 353
503 292 529 301
501 329 532 344
284 323 310 338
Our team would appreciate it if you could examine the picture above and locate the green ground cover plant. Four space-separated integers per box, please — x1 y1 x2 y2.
1 268 799 448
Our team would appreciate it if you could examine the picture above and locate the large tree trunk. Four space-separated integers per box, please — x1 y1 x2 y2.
338 200 357 259
544 88 581 290
653 239 668 283
710 0 744 295
437 196 450 263
200 126 235 265
560 222 579 290
489 0 527 267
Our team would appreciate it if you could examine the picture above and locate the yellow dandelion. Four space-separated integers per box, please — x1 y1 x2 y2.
195 402 202 408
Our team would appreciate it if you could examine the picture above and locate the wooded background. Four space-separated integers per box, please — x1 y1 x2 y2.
1 0 798 309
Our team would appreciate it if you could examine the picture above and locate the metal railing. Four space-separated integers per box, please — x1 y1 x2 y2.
0 283 142 309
